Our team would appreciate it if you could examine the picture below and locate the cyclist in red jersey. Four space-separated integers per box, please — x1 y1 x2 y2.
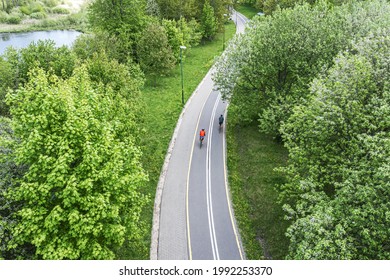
199 129 206 142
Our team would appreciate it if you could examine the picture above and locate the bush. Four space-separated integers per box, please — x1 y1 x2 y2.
66 13 85 25
6 15 22 24
187 19 202 47
30 12 47 19
52 7 70 14
72 32 125 62
18 3 45 16
0 11 8 23
30 3 44 13
20 6 32 15
43 0 59 8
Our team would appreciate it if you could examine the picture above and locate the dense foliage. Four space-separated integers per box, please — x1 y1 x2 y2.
0 40 77 116
157 0 198 19
241 0 355 14
71 31 127 62
138 22 176 85
201 0 218 40
214 0 390 259
214 0 390 135
162 17 202 58
5 0 388 261
0 21 149 259
0 65 148 259
0 116 31 259
281 30 390 259
0 57 15 116
0 0 233 259
88 0 228 63
88 0 147 60
157 0 231 25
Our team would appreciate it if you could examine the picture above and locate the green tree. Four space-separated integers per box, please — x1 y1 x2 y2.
253 0 352 15
157 0 198 20
0 57 15 116
4 66 149 259
1 40 76 116
72 31 128 63
88 0 146 35
162 19 182 60
201 0 217 40
3 40 76 86
281 29 390 259
203 0 232 29
83 51 145 143
0 117 32 259
162 18 202 60
88 0 147 61
196 0 231 28
213 0 390 135
137 23 176 86
146 0 161 17
184 18 202 47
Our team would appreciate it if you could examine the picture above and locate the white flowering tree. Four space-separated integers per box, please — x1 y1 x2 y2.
280 30 390 259
213 0 390 135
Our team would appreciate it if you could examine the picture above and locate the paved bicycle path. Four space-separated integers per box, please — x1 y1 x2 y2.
150 11 248 260
187 89 243 260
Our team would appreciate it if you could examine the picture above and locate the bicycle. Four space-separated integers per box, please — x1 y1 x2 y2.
200 136 204 148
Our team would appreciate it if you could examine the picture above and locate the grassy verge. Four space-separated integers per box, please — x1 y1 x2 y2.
236 3 260 19
126 22 237 259
227 3 290 260
227 120 290 259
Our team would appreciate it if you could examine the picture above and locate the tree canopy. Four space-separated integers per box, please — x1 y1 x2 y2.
201 0 218 40
281 29 390 259
88 0 147 60
0 0 229 260
214 0 390 135
214 0 390 259
1 65 148 259
137 22 176 85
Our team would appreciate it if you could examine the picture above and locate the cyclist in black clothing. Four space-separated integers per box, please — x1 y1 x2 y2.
219 114 224 128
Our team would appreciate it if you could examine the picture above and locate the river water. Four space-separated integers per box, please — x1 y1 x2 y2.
0 30 81 55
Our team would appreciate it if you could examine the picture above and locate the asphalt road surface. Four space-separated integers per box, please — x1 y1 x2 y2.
151 10 248 260
187 90 243 260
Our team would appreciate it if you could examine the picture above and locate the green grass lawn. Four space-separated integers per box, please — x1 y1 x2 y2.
227 121 290 259
129 22 237 259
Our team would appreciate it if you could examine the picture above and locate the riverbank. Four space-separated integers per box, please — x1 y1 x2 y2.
0 0 88 33
0 17 86 33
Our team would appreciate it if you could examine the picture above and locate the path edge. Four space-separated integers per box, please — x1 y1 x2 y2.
149 72 212 260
